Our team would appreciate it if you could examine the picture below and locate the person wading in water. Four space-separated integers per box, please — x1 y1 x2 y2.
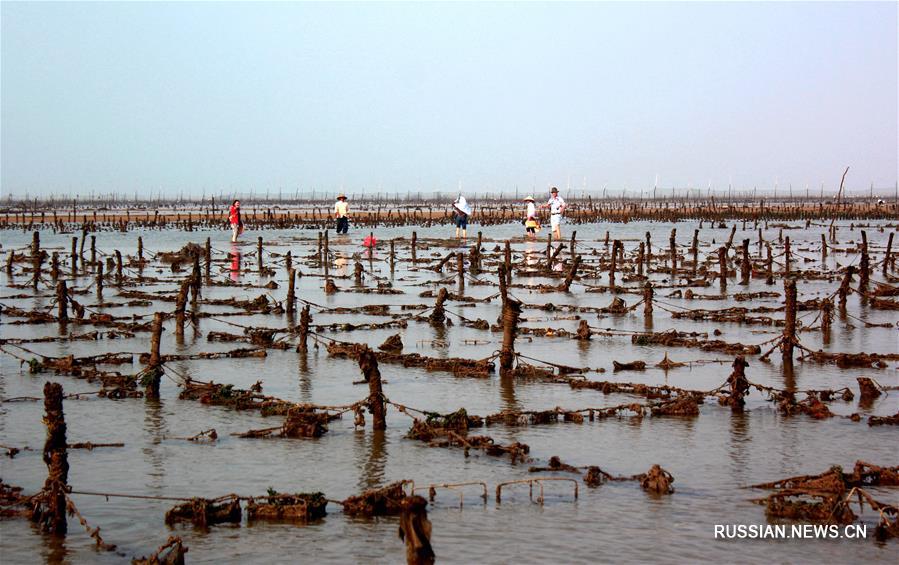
540 187 566 240
335 193 349 235
229 199 243 242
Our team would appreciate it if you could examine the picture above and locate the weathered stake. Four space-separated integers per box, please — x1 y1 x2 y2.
499 299 522 371
781 279 797 361
30 382 69 535
358 347 387 430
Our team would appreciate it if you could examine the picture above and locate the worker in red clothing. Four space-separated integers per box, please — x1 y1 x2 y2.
229 200 243 242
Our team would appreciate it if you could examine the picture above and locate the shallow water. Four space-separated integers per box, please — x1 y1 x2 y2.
1 219 897 563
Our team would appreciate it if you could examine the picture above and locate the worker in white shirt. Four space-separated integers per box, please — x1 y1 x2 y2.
540 187 566 239
453 195 472 239
335 194 349 234
523 196 539 237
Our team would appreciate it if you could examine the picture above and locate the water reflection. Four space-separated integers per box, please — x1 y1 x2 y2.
334 255 348 278
354 429 388 492
297 349 312 403
499 372 520 414
433 324 448 359
229 244 241 283
781 359 796 392
727 412 751 483
37 525 69 565
143 399 168 490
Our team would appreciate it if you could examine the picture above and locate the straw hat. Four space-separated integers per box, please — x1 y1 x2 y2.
524 196 535 202
337 193 347 200
550 186 559 193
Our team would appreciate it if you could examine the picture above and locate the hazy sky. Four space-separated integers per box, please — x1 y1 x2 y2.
2 1 896 197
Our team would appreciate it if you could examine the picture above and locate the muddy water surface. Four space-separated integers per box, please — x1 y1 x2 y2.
1 220 897 563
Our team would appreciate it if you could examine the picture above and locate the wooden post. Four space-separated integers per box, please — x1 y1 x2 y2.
885 232 894 275
609 241 618 289
411 231 417 264
838 266 855 308
56 281 68 322
31 231 42 290
504 241 512 285
389 240 395 271
637 242 645 277
691 229 699 277
51 252 59 281
298 305 311 351
286 268 296 313
204 237 211 282
90 235 96 269
782 279 797 361
820 298 833 334
726 225 736 250
821 233 827 263
96 261 104 298
643 282 653 317
740 239 750 285
137 236 144 265
718 246 728 288
399 496 435 565
563 255 582 291
456 252 464 290
765 243 773 285
174 278 191 336
358 348 386 430
645 232 652 269
858 230 869 291
429 288 449 325
71 237 78 275
499 299 522 371
726 356 749 412
145 312 164 399
498 263 508 305
115 250 123 286
783 236 791 275
30 382 69 535
257 236 264 273
570 231 577 258
669 229 677 280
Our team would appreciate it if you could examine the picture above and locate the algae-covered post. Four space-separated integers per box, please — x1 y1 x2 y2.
145 312 165 398
782 279 797 361
499 299 522 371
30 382 69 535
358 347 386 430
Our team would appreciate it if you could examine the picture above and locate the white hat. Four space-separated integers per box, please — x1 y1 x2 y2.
524 195 535 202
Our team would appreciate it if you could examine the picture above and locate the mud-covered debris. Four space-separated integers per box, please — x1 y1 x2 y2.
246 490 327 522
639 464 675 494
613 360 646 372
398 495 435 565
164 496 241 528
342 481 410 517
650 395 700 417
379 334 404 353
868 413 899 426
131 535 188 565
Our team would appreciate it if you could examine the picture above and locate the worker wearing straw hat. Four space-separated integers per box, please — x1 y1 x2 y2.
523 195 540 237
334 193 349 234
540 187 566 239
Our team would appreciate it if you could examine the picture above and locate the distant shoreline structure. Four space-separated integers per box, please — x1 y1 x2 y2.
2 197 896 228
2 184 898 210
